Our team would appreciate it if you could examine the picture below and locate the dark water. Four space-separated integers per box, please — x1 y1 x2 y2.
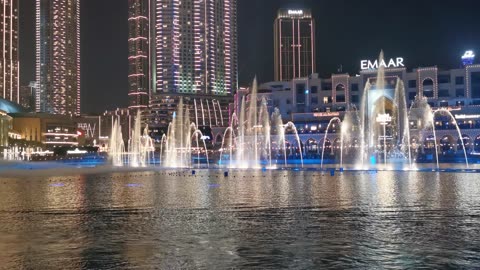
0 169 480 269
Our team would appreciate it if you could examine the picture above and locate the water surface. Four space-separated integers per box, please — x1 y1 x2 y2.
0 169 479 269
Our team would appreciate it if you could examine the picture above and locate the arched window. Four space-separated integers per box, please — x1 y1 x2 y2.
423 78 434 98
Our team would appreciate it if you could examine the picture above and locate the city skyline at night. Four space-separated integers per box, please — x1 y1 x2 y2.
2 2 480 268
15 0 480 113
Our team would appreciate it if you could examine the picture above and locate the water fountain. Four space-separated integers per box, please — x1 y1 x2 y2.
109 110 155 167
431 109 469 169
160 98 210 168
109 119 125 166
355 50 413 169
108 51 471 171
320 117 342 169
220 78 303 168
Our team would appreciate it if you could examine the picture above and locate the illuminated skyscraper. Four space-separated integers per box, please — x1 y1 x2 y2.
0 0 19 103
147 0 237 127
36 0 80 115
128 0 149 109
274 9 315 81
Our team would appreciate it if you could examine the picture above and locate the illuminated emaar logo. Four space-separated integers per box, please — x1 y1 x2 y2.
288 10 304 15
361 58 405 70
462 50 475 59
462 50 475 66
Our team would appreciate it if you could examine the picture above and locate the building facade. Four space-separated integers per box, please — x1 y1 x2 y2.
248 58 480 157
128 0 150 109
99 108 133 146
274 9 315 82
19 82 36 111
0 0 19 103
0 110 12 150
10 113 79 148
36 0 80 115
145 0 237 127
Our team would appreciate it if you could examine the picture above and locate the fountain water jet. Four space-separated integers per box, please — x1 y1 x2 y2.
432 109 469 169
320 117 342 169
109 110 154 167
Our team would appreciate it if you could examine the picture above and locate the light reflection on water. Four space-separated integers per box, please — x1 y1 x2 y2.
0 170 479 269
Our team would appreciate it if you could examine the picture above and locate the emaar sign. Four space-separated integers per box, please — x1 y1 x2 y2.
288 10 304 15
361 57 405 70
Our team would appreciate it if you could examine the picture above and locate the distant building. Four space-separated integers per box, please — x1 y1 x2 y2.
274 9 315 81
99 108 133 145
128 0 150 110
145 0 237 127
36 0 81 115
10 113 80 148
0 110 13 151
0 0 20 103
248 59 480 154
0 98 27 149
19 82 36 110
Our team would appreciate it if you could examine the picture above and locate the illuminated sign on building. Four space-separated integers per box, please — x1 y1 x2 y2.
313 112 340 118
455 114 480 119
77 123 96 138
361 58 405 70
288 10 304 15
462 50 475 66
376 114 392 124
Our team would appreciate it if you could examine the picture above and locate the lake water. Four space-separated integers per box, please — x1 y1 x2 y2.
0 169 479 269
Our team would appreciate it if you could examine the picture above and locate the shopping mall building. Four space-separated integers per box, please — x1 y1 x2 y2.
245 54 480 158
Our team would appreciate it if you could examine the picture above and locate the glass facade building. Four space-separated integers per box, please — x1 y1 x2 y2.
128 0 150 109
128 0 237 127
36 0 80 116
0 0 19 103
274 9 315 81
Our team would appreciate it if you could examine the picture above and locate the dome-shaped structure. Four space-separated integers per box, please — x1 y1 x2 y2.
0 98 26 114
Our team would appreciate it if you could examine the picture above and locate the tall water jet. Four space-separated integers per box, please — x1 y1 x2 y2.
109 119 125 166
260 96 272 167
248 77 259 164
430 112 440 169
272 108 287 166
128 110 142 167
394 79 413 167
359 81 371 168
233 77 266 168
164 98 192 168
236 96 246 166
127 110 155 167
377 50 387 165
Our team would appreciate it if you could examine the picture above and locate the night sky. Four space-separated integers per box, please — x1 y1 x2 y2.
19 0 480 114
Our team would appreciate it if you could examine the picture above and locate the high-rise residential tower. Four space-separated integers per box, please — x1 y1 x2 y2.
128 0 149 110
274 9 315 81
146 0 237 127
36 0 80 115
1 0 19 103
